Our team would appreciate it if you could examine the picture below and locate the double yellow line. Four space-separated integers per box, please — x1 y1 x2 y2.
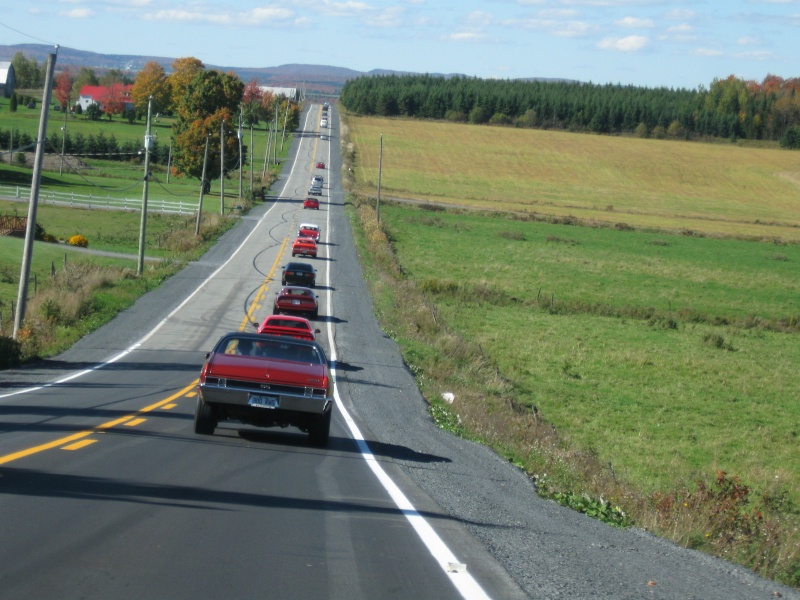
0 381 197 466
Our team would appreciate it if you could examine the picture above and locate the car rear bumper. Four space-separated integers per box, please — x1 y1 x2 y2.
199 383 332 415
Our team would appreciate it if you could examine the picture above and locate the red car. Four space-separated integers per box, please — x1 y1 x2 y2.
304 197 320 209
273 286 319 319
298 223 321 241
292 236 317 257
256 315 319 341
316 162 325 169
195 332 333 446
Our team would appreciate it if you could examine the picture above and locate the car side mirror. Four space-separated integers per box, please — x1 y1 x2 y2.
314 329 321 334
251 322 258 329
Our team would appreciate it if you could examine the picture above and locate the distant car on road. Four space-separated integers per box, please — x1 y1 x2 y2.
256 315 319 341
304 197 320 209
315 162 325 169
292 236 317 257
273 286 319 319
298 223 320 241
195 331 333 446
281 261 316 286
308 184 322 196
320 119 328 128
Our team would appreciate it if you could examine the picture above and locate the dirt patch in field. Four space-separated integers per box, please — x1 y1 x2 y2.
9 153 91 171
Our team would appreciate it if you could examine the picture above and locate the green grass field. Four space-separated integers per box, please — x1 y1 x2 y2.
348 115 800 241
378 204 800 498
345 115 800 583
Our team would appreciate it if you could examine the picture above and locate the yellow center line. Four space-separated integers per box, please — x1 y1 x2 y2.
0 381 199 466
239 235 291 332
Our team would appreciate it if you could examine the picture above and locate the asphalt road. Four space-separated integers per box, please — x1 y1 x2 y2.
1 105 797 600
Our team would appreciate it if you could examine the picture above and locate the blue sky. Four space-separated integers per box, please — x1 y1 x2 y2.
2 0 799 90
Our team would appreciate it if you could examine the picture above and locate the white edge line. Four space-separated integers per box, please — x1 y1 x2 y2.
321 119 491 600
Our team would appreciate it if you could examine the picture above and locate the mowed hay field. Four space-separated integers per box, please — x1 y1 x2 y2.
344 115 800 516
347 116 800 241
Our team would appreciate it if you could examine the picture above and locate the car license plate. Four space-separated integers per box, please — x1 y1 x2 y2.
248 394 279 409
292 299 301 305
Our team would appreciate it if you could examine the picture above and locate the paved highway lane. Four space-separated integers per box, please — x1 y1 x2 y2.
2 105 799 600
0 106 523 600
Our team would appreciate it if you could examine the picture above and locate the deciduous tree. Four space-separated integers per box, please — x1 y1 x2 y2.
168 57 204 113
131 61 171 117
54 70 73 110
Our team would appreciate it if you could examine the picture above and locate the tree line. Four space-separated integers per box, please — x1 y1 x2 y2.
339 74 800 148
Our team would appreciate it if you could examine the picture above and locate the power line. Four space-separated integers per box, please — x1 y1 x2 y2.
0 21 57 46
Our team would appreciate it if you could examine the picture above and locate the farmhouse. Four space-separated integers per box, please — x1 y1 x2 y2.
258 86 299 102
0 62 16 98
76 85 134 112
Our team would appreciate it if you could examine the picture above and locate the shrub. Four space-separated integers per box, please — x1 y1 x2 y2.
67 235 89 248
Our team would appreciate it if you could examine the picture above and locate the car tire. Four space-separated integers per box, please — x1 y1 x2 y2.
308 409 331 447
194 397 216 435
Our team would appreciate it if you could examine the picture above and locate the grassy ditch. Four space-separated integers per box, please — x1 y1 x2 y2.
341 114 800 587
0 207 237 366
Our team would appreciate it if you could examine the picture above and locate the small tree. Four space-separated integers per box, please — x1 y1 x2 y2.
85 103 102 121
9 93 17 112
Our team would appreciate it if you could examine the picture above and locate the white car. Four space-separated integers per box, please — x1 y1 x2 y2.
320 119 328 128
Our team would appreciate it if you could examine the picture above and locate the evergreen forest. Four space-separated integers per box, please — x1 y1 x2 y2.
339 74 800 148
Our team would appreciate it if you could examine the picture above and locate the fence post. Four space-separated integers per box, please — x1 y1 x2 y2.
64 253 67 269
33 274 37 295
51 262 55 278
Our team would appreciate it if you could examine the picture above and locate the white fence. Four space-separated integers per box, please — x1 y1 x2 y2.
0 185 199 215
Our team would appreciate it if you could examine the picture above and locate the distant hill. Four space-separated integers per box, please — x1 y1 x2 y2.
0 44 438 98
0 44 576 98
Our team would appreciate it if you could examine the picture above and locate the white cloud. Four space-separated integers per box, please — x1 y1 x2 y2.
597 35 648 52
693 48 723 57
737 36 761 46
364 6 405 27
616 17 654 28
512 18 595 37
734 50 773 60
448 31 486 42
62 8 93 18
142 6 293 26
466 11 495 27
664 9 696 20
667 24 693 33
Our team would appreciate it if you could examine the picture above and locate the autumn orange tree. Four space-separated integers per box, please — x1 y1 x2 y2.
168 57 204 114
131 61 171 118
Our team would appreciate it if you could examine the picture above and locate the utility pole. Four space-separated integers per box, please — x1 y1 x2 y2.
166 142 172 183
195 134 210 236
137 96 153 275
220 118 225 215
280 102 289 151
377 134 383 224
262 126 271 180
59 102 68 175
238 111 243 201
249 124 254 195
14 49 57 339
